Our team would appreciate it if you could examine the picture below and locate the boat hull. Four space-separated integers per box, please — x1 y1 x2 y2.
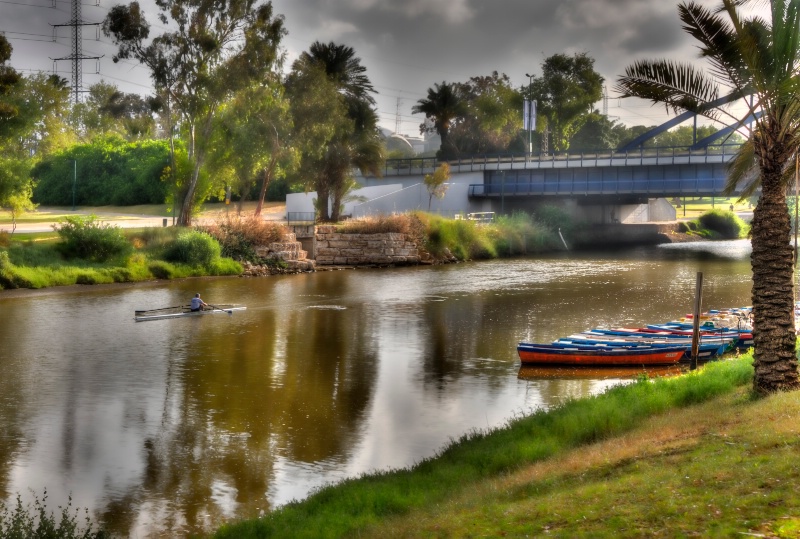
517 343 685 366
134 305 246 322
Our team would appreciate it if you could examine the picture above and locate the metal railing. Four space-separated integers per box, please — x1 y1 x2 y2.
374 144 742 177
287 212 316 226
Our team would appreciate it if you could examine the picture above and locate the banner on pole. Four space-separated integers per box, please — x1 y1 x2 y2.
523 100 537 131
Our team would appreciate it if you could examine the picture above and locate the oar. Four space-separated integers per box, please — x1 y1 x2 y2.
207 304 233 314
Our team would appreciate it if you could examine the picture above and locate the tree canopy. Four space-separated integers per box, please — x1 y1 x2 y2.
103 0 286 225
529 52 604 153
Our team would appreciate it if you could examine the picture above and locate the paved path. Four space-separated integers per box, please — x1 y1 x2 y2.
2 205 288 234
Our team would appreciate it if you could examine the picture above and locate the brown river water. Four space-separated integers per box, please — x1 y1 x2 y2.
0 240 753 536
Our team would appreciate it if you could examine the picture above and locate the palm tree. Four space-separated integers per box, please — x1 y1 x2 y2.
292 41 384 221
616 0 800 394
301 41 376 105
412 82 465 159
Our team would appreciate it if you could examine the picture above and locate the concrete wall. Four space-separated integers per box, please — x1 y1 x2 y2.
286 184 405 216
351 182 491 218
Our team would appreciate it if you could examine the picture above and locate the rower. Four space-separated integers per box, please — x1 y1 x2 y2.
190 293 208 312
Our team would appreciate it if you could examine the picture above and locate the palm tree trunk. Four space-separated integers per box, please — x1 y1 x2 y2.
750 167 800 394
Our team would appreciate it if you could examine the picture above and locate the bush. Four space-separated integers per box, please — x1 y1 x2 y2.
203 216 287 262
148 260 176 279
54 215 133 262
698 209 748 239
163 230 221 266
337 214 418 236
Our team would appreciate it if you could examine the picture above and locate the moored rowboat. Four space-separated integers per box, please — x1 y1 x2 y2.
517 342 685 366
134 304 246 322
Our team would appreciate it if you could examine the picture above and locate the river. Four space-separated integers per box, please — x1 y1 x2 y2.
0 240 753 537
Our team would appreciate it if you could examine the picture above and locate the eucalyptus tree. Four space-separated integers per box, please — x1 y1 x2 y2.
287 41 383 221
208 80 296 216
412 82 465 159
529 53 604 153
616 0 800 394
102 0 286 225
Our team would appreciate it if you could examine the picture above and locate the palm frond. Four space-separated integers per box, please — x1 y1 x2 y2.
615 60 720 118
680 2 750 91
723 138 759 196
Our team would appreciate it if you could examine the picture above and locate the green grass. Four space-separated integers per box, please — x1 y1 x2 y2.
0 225 242 290
213 356 756 538
674 197 752 219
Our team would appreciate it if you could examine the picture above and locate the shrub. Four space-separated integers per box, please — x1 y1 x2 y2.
163 230 221 266
54 215 133 262
337 214 417 235
698 209 748 239
127 227 182 254
207 257 244 275
148 260 175 279
203 216 287 262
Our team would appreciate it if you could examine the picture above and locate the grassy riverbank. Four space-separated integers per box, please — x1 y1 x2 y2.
212 354 800 538
0 206 745 291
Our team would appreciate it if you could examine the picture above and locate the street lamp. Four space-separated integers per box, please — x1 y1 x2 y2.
72 159 77 211
525 73 534 155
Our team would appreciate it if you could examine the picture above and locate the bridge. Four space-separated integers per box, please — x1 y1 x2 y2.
374 143 744 200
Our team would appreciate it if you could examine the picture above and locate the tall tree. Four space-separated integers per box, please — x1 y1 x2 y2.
448 72 524 156
288 41 383 221
530 53 604 153
208 81 296 215
412 82 465 159
103 0 286 225
616 0 800 394
1 38 71 222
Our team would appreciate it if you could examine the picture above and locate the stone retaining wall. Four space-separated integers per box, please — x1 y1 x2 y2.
315 225 420 266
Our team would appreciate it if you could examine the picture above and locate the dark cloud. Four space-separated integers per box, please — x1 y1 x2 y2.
2 0 768 133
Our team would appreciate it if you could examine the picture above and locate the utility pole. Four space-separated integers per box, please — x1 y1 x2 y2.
395 97 402 135
52 0 101 104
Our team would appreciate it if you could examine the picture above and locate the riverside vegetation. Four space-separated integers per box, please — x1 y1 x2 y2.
0 207 576 290
0 206 749 290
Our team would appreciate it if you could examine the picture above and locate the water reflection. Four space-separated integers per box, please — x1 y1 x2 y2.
517 365 684 380
0 241 753 536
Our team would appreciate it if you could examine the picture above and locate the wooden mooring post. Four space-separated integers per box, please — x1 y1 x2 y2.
691 272 703 371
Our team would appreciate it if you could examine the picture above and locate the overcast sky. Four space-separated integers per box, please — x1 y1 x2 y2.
1 0 767 136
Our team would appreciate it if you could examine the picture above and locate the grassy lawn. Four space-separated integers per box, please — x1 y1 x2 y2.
0 201 287 224
673 197 754 219
212 355 800 539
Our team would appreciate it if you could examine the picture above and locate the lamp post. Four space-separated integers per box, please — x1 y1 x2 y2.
525 73 534 155
72 159 77 211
